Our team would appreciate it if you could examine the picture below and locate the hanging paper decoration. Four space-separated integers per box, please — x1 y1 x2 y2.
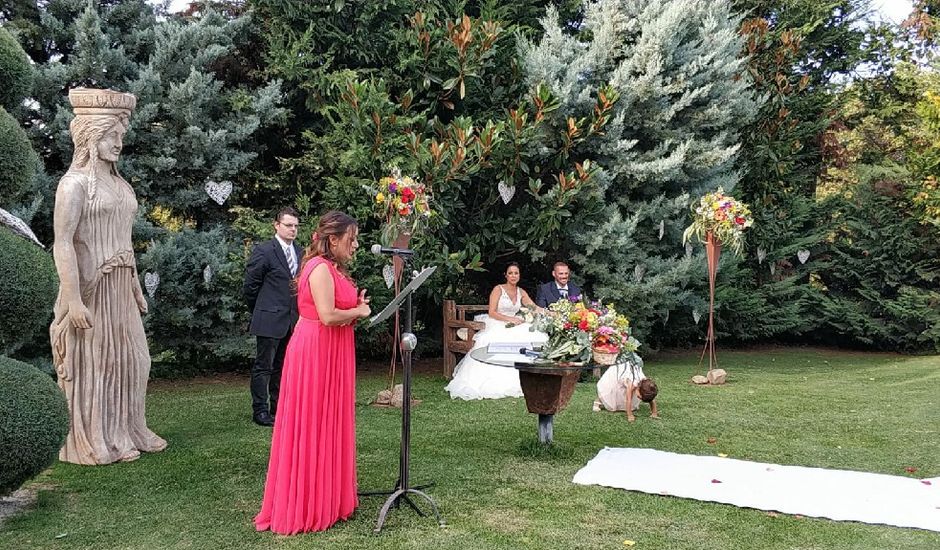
634 264 646 283
769 262 776 276
685 242 694 258
797 249 810 264
205 180 233 205
497 180 515 204
203 265 213 284
144 272 160 298
658 220 665 240
382 264 395 289
692 309 702 324
757 248 766 264
0 208 43 247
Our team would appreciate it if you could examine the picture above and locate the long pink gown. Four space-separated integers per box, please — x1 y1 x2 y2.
255 256 359 534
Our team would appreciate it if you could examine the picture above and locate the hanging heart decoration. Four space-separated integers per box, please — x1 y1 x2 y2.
797 249 810 264
634 264 646 283
757 248 766 264
0 208 43 248
658 220 665 240
144 272 160 298
205 180 233 205
497 180 515 204
382 264 395 289
692 309 702 324
203 265 213 284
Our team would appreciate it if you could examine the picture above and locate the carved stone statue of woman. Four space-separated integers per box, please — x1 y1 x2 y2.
50 88 167 465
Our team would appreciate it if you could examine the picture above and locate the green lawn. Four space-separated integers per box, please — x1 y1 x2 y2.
2 349 939 549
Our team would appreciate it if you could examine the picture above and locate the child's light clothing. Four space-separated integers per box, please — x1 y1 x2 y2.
596 357 645 412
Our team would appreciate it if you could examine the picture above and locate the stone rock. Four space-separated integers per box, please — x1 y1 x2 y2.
691 375 709 385
390 384 404 408
707 369 728 385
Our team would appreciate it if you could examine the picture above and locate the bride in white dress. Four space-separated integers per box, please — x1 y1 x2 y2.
445 263 548 400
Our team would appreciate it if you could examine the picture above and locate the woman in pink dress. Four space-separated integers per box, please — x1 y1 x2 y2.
255 211 371 535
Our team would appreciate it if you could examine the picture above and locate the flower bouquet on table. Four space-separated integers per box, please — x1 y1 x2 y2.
373 167 433 243
681 187 753 254
530 298 640 365
504 305 537 328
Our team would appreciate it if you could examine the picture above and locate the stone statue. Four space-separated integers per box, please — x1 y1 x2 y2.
50 88 166 465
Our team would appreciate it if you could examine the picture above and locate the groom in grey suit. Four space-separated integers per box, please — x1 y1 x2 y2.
535 261 585 307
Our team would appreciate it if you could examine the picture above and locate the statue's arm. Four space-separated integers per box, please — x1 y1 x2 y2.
53 177 93 329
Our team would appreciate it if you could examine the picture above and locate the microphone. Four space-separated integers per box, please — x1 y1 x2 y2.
371 243 415 256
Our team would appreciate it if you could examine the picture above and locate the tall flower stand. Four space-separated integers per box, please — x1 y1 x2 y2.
696 232 727 385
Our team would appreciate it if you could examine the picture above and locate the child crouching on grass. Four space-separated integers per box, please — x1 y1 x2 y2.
593 357 660 422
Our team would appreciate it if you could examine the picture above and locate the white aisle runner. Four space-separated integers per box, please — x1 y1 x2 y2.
572 447 940 532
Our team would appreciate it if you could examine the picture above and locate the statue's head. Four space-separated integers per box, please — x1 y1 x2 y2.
66 88 136 199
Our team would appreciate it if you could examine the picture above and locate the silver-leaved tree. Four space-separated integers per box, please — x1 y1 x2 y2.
519 0 762 344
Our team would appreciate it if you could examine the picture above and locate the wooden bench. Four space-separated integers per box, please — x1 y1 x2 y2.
442 300 488 378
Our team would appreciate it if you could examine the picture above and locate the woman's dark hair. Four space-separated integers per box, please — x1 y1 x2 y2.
298 211 358 278
505 261 520 273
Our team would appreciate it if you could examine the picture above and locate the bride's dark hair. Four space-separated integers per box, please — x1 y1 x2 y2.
505 261 520 273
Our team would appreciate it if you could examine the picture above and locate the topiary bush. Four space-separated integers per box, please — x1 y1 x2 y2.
0 355 69 496
0 227 58 355
0 26 33 112
0 106 38 205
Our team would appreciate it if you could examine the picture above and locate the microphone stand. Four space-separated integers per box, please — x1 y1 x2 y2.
360 251 444 533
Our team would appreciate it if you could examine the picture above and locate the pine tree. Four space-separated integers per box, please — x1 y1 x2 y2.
12 1 286 370
519 0 761 345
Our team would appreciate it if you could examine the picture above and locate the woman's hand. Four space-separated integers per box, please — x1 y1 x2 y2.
354 289 371 319
68 301 93 329
507 316 524 326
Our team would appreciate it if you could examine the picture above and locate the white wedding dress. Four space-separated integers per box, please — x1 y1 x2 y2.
444 286 548 400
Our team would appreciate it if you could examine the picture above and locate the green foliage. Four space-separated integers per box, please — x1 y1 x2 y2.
519 0 761 346
0 227 57 356
137 226 252 373
723 0 872 343
812 62 940 352
0 355 69 496
0 106 38 205
0 25 33 111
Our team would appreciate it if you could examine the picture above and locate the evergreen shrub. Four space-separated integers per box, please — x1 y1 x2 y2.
0 107 38 204
0 227 57 355
0 355 69 496
0 26 33 111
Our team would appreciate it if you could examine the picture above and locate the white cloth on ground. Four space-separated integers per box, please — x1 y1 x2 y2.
573 447 940 532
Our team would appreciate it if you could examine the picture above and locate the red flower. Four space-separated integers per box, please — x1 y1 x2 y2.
401 187 416 203
578 319 590 331
735 216 745 225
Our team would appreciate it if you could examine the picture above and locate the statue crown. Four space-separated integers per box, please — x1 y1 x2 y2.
68 88 137 115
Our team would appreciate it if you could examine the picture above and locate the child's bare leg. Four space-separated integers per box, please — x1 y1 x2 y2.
625 383 636 422
650 399 659 419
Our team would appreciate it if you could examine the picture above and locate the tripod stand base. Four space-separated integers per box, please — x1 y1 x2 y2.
373 487 446 532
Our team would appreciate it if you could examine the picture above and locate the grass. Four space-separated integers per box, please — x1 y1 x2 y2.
1 348 939 549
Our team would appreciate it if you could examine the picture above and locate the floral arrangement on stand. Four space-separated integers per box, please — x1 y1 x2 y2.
530 298 640 365
681 187 754 381
373 168 433 244
681 187 753 254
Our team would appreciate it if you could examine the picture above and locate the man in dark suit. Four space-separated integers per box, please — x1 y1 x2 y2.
535 261 585 308
243 207 303 426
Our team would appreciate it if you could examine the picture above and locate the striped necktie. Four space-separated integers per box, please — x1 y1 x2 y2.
285 246 296 276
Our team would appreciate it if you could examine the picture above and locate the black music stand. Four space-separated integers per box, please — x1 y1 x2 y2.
361 263 444 532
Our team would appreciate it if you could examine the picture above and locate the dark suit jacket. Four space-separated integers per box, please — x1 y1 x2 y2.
243 238 303 338
535 281 584 308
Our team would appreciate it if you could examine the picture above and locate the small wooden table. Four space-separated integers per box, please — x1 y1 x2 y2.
469 347 622 444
